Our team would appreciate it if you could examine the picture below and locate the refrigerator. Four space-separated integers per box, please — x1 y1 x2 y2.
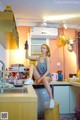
33 85 53 119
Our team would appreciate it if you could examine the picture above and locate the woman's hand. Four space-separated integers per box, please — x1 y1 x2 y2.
36 78 42 84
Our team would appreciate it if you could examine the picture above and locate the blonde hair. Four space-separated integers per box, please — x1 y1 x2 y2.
41 44 51 57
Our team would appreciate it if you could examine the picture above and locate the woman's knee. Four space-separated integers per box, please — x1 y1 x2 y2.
30 64 36 69
42 77 51 83
42 77 47 83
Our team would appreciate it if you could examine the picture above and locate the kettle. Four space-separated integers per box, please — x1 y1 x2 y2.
52 73 58 81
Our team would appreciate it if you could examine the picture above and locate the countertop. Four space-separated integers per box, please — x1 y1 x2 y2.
0 85 37 102
50 81 70 85
33 80 80 88
70 81 80 87
33 81 71 88
0 81 80 103
51 81 80 87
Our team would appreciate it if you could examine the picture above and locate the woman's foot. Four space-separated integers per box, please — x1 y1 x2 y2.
49 99 55 109
24 78 34 85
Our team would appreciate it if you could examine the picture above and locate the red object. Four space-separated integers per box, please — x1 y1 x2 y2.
12 72 17 77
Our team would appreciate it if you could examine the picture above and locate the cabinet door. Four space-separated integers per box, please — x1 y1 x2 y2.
54 86 70 114
70 86 80 113
77 31 80 68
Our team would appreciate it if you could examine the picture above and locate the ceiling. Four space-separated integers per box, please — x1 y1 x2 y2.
0 0 80 29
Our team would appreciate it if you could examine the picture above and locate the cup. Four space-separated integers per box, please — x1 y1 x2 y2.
52 73 58 81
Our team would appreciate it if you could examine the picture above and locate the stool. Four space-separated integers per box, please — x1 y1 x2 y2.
44 102 60 120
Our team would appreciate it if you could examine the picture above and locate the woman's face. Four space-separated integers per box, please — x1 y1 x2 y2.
41 45 47 54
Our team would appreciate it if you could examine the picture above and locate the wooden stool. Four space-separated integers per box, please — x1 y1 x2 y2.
44 102 60 120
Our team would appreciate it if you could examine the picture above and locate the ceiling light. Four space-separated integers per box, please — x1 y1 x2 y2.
63 23 67 29
43 14 80 21
43 22 47 26
41 19 47 26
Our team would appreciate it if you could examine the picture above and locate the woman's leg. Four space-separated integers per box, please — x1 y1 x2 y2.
42 77 54 108
29 65 54 108
29 65 53 98
29 64 41 80
42 77 53 99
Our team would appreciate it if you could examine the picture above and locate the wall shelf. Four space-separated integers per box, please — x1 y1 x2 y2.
0 11 19 49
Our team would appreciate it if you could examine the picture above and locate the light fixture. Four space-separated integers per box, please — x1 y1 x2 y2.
42 19 47 26
43 14 80 21
63 23 67 29
63 20 67 29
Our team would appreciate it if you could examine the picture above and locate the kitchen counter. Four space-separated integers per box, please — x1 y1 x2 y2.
0 85 37 102
33 80 80 87
0 85 37 120
33 81 71 88
70 81 80 87
50 81 71 85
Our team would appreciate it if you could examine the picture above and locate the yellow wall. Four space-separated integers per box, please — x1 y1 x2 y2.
8 26 30 66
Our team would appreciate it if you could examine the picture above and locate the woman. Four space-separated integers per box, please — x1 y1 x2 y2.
25 41 54 109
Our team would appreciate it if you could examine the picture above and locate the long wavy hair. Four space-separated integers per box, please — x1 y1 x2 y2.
41 44 51 57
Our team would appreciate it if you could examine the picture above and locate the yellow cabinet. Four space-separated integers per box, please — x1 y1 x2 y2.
0 11 19 49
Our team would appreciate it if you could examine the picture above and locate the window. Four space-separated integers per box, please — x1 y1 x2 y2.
28 36 49 56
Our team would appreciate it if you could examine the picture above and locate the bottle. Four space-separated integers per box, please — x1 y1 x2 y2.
24 40 28 49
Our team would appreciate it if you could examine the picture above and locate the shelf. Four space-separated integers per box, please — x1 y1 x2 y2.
0 11 19 49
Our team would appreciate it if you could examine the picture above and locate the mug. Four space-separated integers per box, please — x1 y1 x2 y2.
52 73 58 81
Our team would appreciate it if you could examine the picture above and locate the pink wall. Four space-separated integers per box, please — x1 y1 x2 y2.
50 28 78 78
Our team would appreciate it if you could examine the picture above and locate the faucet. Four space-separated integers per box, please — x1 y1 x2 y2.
0 60 6 79
0 60 5 70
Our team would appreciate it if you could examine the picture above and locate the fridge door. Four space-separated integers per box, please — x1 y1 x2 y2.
34 87 50 119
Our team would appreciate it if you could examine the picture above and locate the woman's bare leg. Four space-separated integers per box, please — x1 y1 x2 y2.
42 77 53 99
29 64 41 80
29 64 53 99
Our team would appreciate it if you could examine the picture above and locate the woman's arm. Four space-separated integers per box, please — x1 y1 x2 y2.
25 50 39 61
25 41 39 61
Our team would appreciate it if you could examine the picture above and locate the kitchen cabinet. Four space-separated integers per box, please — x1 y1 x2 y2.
54 86 70 114
69 86 80 113
77 31 80 68
0 11 19 49
53 81 80 115
0 86 37 120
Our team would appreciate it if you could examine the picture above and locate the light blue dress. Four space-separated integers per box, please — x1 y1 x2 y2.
37 57 51 78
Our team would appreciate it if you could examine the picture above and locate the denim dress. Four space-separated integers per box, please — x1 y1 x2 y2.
37 57 51 78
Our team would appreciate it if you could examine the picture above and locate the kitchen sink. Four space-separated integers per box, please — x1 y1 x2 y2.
0 87 27 94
